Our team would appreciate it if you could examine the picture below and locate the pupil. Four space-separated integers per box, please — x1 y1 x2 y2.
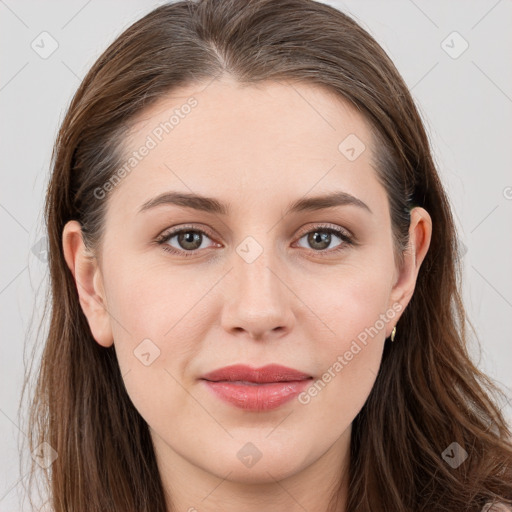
309 231 330 250
180 231 201 249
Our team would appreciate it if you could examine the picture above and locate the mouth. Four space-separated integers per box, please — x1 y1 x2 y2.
201 363 312 384
200 364 313 411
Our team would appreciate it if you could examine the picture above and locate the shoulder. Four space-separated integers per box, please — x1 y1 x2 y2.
482 503 512 512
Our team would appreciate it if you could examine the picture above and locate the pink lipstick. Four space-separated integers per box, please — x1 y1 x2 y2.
200 364 313 411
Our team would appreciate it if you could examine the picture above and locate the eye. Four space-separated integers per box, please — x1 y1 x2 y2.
155 225 218 257
155 223 354 258
294 224 354 255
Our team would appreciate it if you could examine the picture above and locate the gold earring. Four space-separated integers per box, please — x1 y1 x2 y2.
390 326 397 342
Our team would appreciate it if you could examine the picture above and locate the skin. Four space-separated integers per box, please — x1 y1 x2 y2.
63 77 432 512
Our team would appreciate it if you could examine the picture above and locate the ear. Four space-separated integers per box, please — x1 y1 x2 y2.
386 207 432 336
62 220 114 348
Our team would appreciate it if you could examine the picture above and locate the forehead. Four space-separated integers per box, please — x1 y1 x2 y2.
125 77 373 156
108 78 381 216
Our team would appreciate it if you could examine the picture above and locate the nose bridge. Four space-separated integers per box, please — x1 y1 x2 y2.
221 231 293 338
234 232 286 304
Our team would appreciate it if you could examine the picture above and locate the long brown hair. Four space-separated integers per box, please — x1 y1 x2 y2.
20 0 512 510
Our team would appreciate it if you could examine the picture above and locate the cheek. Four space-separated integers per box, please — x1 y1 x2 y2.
296 264 392 416
294 330 385 445
102 259 222 420
303 258 393 346
105 257 217 343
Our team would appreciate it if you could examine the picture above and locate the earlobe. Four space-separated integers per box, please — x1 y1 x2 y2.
387 207 432 335
62 220 114 348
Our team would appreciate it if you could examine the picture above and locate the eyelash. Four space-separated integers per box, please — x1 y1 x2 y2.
154 223 355 258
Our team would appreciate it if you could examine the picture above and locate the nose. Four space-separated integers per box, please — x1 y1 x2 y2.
220 241 295 341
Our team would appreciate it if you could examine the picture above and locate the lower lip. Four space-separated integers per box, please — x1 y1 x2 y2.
202 379 312 411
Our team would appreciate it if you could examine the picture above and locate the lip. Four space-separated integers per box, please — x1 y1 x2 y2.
200 364 313 411
201 363 311 383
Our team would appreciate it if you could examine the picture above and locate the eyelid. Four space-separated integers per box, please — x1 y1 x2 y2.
156 222 354 242
295 222 354 240
155 223 219 250
155 222 356 257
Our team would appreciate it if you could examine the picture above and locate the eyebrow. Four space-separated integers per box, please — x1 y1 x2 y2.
138 190 372 216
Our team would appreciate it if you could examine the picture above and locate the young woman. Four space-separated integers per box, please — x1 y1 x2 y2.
22 0 512 510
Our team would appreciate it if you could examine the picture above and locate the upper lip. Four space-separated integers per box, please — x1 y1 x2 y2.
201 364 312 383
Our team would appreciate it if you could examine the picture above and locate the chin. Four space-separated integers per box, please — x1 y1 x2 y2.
200 435 311 484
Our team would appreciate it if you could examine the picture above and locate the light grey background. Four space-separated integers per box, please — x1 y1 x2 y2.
1 1 511 509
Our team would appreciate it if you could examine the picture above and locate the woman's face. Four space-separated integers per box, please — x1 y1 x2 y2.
64 78 431 492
